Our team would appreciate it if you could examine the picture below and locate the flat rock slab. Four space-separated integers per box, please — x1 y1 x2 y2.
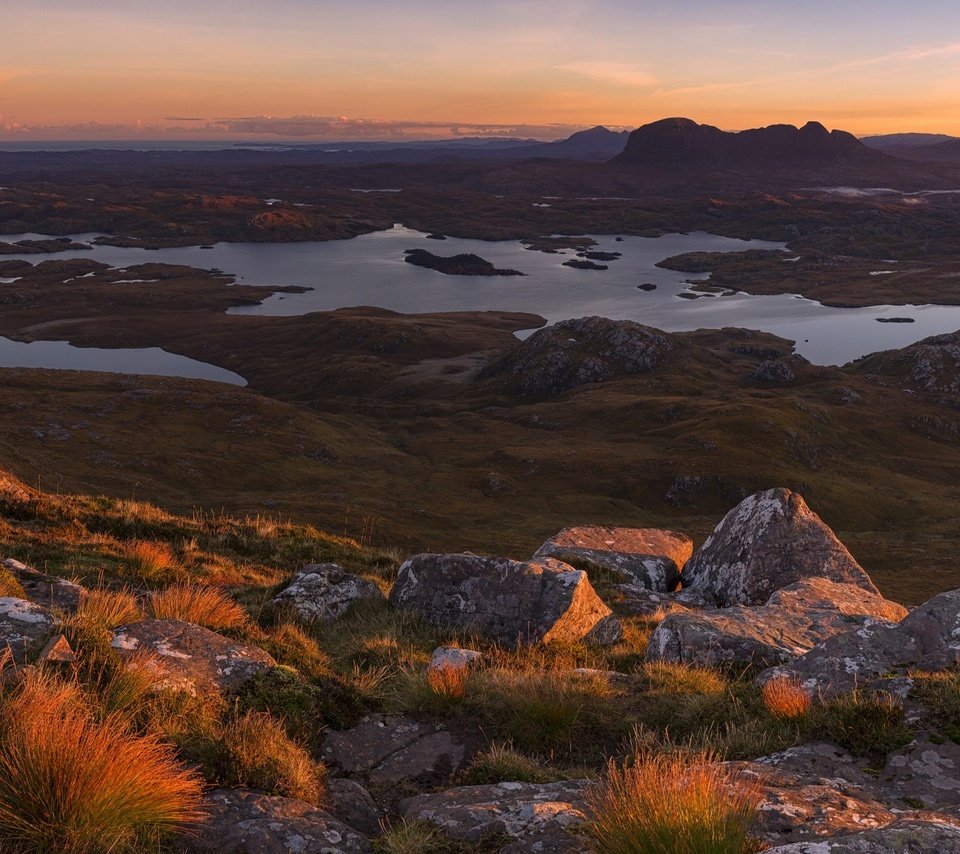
884 735 960 810
323 714 465 785
534 526 692 592
111 619 275 694
762 819 960 853
646 605 892 668
759 588 960 697
2 558 85 613
178 788 371 853
399 780 591 853
268 564 385 623
682 488 878 606
0 596 58 662
767 578 907 623
389 553 621 648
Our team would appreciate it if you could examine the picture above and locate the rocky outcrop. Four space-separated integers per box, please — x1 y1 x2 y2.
534 526 691 592
322 714 465 785
180 788 371 853
759 587 960 697
482 317 675 397
268 564 385 623
682 488 877 606
0 597 58 662
762 820 960 853
111 619 275 694
2 558 84 613
398 780 591 853
389 553 622 648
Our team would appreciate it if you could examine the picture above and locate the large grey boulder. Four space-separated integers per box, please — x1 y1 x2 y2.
179 788 371 853
0 597 58 662
761 820 960 853
759 588 960 697
389 554 622 648
534 526 691 592
398 780 591 853
646 579 906 668
111 619 275 694
268 564 385 623
682 488 878 606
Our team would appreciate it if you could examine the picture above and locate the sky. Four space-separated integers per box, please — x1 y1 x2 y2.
2 0 960 141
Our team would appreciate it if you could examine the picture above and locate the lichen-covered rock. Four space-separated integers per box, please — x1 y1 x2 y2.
398 780 591 852
325 778 381 838
268 564 385 623
646 605 892 668
615 584 713 617
682 488 878 606
533 526 691 592
0 596 58 662
389 554 621 648
179 788 371 853
482 316 675 396
323 714 465 785
759 588 960 697
761 819 960 853
2 558 85 613
883 734 960 810
766 578 907 623
429 646 482 672
111 619 275 694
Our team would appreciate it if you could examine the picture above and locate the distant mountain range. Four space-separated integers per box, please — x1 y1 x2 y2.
861 132 960 164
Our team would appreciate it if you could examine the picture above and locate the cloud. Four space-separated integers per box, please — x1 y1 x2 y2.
558 61 658 88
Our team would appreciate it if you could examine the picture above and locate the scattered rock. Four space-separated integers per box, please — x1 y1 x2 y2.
323 714 465 785
759 587 960 697
0 597 58 662
398 780 591 852
268 564 385 623
180 788 372 853
682 488 878 606
390 553 622 648
615 584 712 617
326 778 382 837
429 646 483 672
111 619 275 694
533 526 692 592
36 633 76 663
2 558 85 612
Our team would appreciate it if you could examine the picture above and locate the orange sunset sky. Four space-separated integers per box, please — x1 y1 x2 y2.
3 0 960 141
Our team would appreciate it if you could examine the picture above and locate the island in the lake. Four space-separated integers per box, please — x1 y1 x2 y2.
403 248 525 276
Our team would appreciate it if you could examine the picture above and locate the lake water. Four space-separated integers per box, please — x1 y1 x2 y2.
4 225 960 368
0 337 246 385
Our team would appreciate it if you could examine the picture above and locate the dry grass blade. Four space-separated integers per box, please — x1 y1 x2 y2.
148 584 250 630
426 663 469 700
762 676 812 719
588 751 761 854
75 587 142 630
125 539 180 582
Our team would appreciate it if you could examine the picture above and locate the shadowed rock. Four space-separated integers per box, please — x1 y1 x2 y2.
268 563 385 623
761 820 960 853
2 558 85 613
111 619 275 694
389 553 622 648
0 597 58 662
683 488 878 606
534 526 691 592
180 788 371 853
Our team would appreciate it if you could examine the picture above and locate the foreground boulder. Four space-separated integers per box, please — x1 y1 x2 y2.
2 558 85 613
268 563 385 623
390 554 622 647
398 780 591 852
0 597 58 662
111 619 275 694
533 526 691 591
180 788 371 853
647 579 906 668
759 587 960 697
762 819 960 853
683 488 877 606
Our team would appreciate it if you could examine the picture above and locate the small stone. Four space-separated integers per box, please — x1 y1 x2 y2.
37 633 76 663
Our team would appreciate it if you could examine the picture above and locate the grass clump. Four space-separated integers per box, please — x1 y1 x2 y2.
459 742 572 785
0 666 202 854
910 669 960 742
427 663 469 701
588 751 761 854
0 568 25 599
817 690 913 758
147 583 250 631
124 539 181 583
373 819 506 854
762 677 812 720
75 587 142 630
261 621 334 680
178 708 325 805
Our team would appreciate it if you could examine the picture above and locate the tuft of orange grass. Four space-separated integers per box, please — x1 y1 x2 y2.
588 751 761 854
148 584 250 631
0 668 203 853
762 676 812 719
75 587 142 630
125 539 179 582
427 664 469 700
